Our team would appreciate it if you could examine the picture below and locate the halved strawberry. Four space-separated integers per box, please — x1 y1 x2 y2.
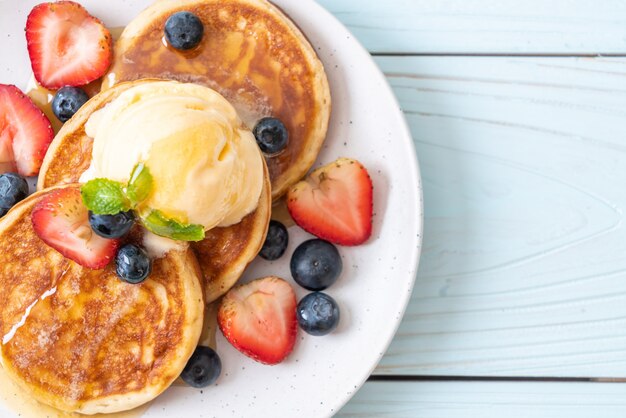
218 277 297 365
287 158 373 246
26 1 113 89
0 84 54 176
31 187 119 269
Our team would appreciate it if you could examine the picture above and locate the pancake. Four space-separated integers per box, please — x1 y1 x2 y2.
38 80 272 304
0 185 204 414
194 160 271 302
103 0 331 200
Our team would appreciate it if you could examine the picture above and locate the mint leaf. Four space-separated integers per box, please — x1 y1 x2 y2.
139 209 205 242
81 179 131 215
127 163 153 206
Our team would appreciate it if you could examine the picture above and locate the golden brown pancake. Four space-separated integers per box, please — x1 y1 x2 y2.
0 185 204 414
195 161 271 303
38 80 271 304
104 0 331 200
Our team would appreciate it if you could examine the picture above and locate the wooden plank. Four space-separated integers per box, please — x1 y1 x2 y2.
338 381 626 417
316 0 626 54
372 56 626 377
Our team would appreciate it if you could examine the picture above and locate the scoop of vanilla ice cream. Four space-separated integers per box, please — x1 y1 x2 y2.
82 81 264 230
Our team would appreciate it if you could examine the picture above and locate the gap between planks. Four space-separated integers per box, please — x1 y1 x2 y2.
367 375 626 383
371 52 626 57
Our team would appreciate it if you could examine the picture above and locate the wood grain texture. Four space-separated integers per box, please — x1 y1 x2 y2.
338 381 626 417
317 0 626 54
372 56 626 377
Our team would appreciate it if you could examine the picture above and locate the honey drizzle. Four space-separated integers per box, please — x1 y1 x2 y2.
271 198 295 227
109 26 125 41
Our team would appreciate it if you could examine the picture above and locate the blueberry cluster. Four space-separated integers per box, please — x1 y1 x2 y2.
290 238 342 336
260 220 342 336
87 210 152 284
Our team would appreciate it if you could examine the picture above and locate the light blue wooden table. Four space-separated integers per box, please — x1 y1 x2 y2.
319 1 626 416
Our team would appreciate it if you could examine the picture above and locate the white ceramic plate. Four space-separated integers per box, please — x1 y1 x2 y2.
0 1 422 416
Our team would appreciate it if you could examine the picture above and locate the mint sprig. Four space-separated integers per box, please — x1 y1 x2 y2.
81 178 130 215
81 163 154 215
139 209 205 242
127 163 153 205
81 164 203 242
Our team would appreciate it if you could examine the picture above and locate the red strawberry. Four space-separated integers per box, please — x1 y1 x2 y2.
0 84 54 176
31 187 119 269
218 277 297 365
26 1 113 89
287 158 373 246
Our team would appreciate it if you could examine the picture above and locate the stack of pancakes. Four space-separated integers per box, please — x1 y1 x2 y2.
0 0 330 414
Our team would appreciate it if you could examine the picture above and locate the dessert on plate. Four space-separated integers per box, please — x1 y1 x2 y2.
39 79 273 304
0 0 375 415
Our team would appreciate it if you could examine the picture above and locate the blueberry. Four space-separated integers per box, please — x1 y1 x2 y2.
165 11 204 50
259 220 289 260
253 117 288 155
290 239 342 291
0 173 28 217
51 87 89 122
89 210 135 239
297 292 340 336
115 244 151 284
181 346 222 388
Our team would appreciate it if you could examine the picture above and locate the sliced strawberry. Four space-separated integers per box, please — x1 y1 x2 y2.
31 187 119 269
0 126 17 174
287 158 373 246
26 1 113 89
218 277 297 365
0 84 54 176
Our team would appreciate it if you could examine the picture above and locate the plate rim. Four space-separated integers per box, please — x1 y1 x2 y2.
296 0 424 414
